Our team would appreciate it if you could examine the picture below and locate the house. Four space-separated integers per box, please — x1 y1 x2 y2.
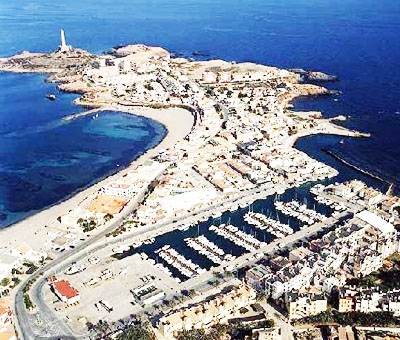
202 71 217 83
131 282 165 306
338 326 355 340
338 287 358 313
7 243 47 264
252 327 282 340
0 254 20 282
48 276 80 305
355 210 395 236
245 264 272 290
289 247 313 262
269 256 292 271
285 291 327 320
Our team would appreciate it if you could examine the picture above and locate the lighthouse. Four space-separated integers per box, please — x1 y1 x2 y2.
58 29 72 52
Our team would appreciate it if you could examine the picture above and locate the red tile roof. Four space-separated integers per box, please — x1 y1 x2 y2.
53 280 79 299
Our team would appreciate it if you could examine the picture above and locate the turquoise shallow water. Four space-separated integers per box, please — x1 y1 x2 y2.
0 0 399 227
0 72 166 227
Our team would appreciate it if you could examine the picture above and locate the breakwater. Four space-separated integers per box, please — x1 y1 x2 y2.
322 148 391 186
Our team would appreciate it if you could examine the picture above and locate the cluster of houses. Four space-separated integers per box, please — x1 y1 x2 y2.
0 242 47 288
246 209 400 320
130 109 337 231
65 43 347 238
58 159 167 234
156 284 256 339
316 180 400 226
339 285 400 316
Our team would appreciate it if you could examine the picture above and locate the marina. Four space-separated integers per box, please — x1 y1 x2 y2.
184 235 236 265
210 224 264 252
111 177 381 288
155 245 206 279
274 200 328 225
244 211 293 238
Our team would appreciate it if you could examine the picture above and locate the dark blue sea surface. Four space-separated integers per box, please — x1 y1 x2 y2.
0 0 399 228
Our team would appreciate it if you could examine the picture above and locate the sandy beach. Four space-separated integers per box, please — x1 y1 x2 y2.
0 105 194 253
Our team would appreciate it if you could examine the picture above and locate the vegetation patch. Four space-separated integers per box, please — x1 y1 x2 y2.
293 310 400 327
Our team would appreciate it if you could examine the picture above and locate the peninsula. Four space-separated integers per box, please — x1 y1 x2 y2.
0 34 386 340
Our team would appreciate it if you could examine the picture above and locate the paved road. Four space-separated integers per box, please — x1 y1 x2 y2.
261 301 294 340
14 165 170 340
15 212 129 339
180 209 354 292
15 180 283 339
15 176 352 338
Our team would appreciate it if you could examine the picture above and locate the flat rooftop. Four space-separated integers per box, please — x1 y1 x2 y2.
88 194 128 215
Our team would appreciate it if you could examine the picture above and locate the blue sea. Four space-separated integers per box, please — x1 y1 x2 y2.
0 0 399 229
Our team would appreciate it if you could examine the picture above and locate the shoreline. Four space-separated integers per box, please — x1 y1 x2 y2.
0 45 377 338
0 56 365 247
0 104 194 250
0 47 368 251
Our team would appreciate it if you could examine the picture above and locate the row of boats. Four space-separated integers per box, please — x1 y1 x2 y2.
274 200 328 225
176 197 259 233
314 196 347 211
184 235 236 265
210 224 264 252
155 245 206 278
310 184 348 211
244 212 293 238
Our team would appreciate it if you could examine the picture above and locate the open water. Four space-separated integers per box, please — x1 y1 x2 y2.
0 0 399 228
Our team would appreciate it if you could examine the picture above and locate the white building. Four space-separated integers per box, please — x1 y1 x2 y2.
101 182 138 198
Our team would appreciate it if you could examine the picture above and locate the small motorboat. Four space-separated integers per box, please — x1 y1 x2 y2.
46 94 56 101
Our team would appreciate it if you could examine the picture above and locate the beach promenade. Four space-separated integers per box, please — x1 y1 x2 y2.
0 106 194 250
2 105 194 339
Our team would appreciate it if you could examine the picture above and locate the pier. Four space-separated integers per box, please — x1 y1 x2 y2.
210 224 264 252
323 148 390 185
244 211 293 238
155 246 205 279
185 235 235 265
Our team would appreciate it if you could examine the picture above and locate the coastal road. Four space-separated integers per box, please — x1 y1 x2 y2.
14 164 171 339
14 212 129 339
16 180 282 339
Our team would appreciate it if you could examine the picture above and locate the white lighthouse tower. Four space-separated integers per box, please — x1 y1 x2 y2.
58 29 72 52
